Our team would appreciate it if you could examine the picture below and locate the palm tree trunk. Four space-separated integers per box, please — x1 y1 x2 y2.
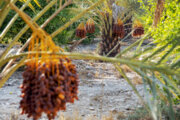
153 0 165 27
99 13 120 57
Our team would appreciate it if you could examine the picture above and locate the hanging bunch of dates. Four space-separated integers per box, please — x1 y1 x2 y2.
20 30 79 120
132 20 144 37
75 23 87 38
76 18 95 38
86 18 95 33
113 18 125 38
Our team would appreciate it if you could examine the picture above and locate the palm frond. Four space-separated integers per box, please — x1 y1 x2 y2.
19 0 41 12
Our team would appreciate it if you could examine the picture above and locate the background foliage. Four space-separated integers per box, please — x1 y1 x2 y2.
0 0 77 45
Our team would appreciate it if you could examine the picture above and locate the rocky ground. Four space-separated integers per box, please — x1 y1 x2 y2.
0 43 145 120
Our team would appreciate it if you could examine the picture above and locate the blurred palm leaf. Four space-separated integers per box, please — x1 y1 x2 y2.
0 0 40 27
19 0 41 11
0 0 17 27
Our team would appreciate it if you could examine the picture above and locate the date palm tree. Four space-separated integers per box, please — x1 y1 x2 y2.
0 0 179 120
74 0 143 57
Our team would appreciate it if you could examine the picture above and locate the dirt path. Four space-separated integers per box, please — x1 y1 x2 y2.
0 43 145 120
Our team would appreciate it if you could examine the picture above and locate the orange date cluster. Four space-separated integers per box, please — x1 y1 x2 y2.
76 23 87 38
19 30 79 120
76 18 95 38
132 27 144 37
20 58 79 120
86 18 95 33
132 20 144 37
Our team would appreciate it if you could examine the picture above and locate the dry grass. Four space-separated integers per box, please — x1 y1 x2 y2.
59 111 83 120
114 65 143 86
116 112 126 119
132 75 143 85
139 116 153 120
114 64 133 78
59 112 116 120
121 65 133 73
9 111 19 120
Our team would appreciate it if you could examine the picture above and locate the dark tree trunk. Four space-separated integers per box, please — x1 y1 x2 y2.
124 16 132 40
99 13 121 57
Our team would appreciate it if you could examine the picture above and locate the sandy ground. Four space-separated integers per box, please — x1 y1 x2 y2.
0 43 145 120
